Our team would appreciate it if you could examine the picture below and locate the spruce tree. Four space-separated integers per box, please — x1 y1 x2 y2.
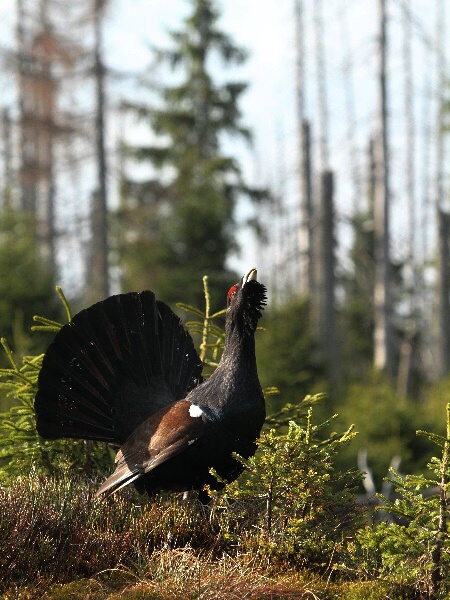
119 0 266 310
341 211 376 378
0 208 57 353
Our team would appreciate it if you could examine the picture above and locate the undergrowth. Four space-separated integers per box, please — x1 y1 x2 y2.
0 471 394 599
0 281 450 599
0 473 215 594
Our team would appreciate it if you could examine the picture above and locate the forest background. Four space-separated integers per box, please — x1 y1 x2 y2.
0 0 450 493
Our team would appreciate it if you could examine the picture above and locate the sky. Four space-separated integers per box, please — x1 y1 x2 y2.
104 0 449 290
102 0 302 284
0 0 448 294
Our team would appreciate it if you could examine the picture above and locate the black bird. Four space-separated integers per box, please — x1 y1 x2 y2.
35 268 267 501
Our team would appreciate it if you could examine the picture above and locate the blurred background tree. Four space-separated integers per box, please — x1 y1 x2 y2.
118 0 268 310
0 207 58 413
256 298 326 416
0 209 57 354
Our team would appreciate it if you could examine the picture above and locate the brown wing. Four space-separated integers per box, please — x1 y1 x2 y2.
95 400 206 497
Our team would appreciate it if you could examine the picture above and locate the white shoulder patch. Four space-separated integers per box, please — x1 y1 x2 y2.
189 404 204 418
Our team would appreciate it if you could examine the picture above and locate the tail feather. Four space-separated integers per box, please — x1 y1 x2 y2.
95 461 143 497
38 356 112 418
75 304 123 374
105 297 142 368
95 467 141 498
172 330 187 392
35 291 203 444
117 293 156 385
36 408 115 441
156 301 202 398
51 327 114 393
140 295 165 378
101 472 142 498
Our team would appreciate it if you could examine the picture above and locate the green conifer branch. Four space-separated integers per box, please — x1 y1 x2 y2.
210 309 227 319
56 285 72 322
1 338 18 371
176 303 206 319
199 275 211 363
31 314 64 332
430 403 449 597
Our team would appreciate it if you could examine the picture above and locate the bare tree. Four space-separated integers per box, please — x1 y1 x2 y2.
311 0 339 383
1 108 13 209
434 0 450 378
18 1 59 271
373 0 393 376
437 209 450 377
294 0 314 298
15 0 82 274
317 170 339 386
396 0 417 397
87 0 110 301
11 0 113 297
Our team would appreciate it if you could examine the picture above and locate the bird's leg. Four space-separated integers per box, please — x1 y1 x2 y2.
180 489 211 521
182 490 196 501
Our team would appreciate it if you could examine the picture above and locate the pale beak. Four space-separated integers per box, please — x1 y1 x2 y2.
242 268 257 286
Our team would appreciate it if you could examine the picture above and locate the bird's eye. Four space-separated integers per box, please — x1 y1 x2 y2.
227 285 237 304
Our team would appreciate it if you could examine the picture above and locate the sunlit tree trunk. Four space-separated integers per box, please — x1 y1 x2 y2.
373 0 393 376
437 209 450 377
89 0 109 301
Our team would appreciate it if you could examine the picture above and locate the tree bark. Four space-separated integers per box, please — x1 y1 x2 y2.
2 108 13 209
373 0 393 376
89 0 109 301
294 1 314 297
17 0 37 215
437 209 450 378
318 170 339 386
298 120 314 297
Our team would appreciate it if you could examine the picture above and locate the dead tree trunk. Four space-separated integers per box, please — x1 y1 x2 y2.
298 120 314 297
317 170 340 386
437 209 450 378
89 0 109 301
338 3 361 211
313 0 329 170
16 0 59 272
396 0 417 397
2 108 13 209
434 0 448 380
17 0 37 215
294 1 314 297
367 136 376 213
373 0 393 376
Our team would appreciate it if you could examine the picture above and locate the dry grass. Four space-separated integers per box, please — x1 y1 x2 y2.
0 473 333 599
0 472 215 595
3 547 326 599
0 473 419 600
114 548 323 599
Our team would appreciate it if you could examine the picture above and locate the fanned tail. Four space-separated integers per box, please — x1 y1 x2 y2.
35 291 203 444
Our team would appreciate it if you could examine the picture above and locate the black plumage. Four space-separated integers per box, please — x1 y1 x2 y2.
35 268 267 500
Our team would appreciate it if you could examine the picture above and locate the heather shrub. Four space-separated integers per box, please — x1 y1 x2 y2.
0 471 214 592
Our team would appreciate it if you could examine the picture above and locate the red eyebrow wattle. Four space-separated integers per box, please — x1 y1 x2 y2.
228 285 237 299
